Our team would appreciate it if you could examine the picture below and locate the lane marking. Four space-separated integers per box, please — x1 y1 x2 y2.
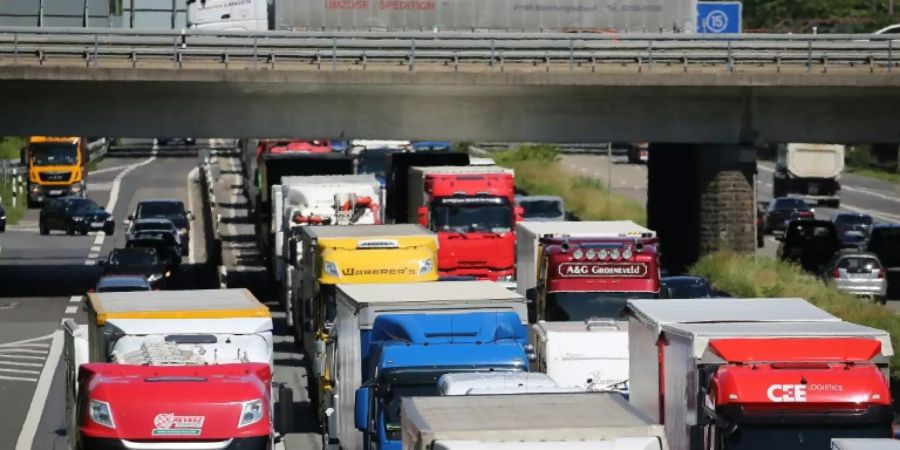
83 260 96 266
88 163 135 176
187 166 200 265
64 306 78 315
0 334 54 348
93 234 104 246
0 375 38 382
0 349 47 355
69 295 81 303
87 252 99 259
0 353 45 361
6 343 50 349
0 361 44 368
90 245 102 253
0 367 41 375
14 329 63 450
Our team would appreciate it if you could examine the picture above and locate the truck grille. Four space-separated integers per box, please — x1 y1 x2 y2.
39 171 71 182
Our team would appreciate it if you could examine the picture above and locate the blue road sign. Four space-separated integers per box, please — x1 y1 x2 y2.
697 1 742 34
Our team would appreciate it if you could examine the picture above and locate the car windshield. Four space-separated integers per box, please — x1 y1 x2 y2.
30 144 78 166
135 222 171 231
68 199 100 213
431 198 512 233
662 279 712 298
521 200 563 218
773 199 809 211
786 222 836 243
110 251 157 266
357 151 394 178
97 284 150 292
838 256 882 272
835 215 873 226
137 202 184 219
545 291 658 321
723 424 889 450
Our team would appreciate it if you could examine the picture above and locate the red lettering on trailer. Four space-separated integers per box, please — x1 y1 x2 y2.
379 0 436 10
557 262 648 278
325 0 370 9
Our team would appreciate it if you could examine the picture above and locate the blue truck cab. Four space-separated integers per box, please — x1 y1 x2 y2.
354 311 528 450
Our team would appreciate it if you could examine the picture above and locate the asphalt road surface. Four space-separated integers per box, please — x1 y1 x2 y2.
559 153 900 304
0 142 215 450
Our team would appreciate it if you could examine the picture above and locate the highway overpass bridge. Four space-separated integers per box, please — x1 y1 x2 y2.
1 27 898 269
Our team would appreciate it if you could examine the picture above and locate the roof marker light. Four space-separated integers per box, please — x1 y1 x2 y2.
598 249 609 260
572 249 584 260
585 249 596 260
610 248 621 260
622 248 633 260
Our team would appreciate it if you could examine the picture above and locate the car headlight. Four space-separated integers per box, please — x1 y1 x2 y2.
237 399 264 428
89 400 115 428
71 216 86 222
105 216 114 222
324 261 340 278
178 228 188 236
0 216 6 220
417 258 434 276
147 273 163 282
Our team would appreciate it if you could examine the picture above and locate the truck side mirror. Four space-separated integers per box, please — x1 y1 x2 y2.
514 206 524 223
276 385 294 435
417 205 428 228
354 387 371 432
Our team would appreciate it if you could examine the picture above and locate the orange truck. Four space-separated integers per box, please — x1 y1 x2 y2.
22 136 88 206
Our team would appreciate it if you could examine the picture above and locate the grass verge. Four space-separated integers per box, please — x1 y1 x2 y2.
693 251 900 375
0 179 27 225
846 167 900 185
0 137 25 161
495 145 647 225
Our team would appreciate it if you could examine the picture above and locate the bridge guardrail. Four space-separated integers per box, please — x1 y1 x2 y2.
0 26 895 72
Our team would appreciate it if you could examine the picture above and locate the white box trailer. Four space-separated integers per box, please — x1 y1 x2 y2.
438 372 580 396
516 221 655 296
401 393 669 450
406 165 514 224
532 319 629 393
832 439 900 450
627 298 893 450
331 281 528 450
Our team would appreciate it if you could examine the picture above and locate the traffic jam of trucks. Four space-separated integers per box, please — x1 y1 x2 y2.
60 136 898 450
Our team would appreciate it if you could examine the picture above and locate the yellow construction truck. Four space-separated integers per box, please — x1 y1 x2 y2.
290 224 438 428
22 136 87 206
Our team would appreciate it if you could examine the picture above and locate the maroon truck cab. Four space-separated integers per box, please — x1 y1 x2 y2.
413 167 522 281
535 237 660 321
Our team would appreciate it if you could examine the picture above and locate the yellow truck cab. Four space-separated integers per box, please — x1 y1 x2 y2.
293 224 438 421
23 136 87 206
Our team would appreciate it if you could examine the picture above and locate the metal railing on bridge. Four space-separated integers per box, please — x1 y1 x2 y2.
0 26 896 73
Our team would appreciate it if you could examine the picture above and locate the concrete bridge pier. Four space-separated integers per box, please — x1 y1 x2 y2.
647 144 757 273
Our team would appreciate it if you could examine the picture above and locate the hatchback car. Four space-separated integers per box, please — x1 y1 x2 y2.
93 275 152 293
825 251 887 303
128 199 193 255
39 197 114 235
764 197 814 234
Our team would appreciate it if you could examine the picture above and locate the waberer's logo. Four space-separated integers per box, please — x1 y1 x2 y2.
557 262 649 278
152 413 205 436
341 267 415 277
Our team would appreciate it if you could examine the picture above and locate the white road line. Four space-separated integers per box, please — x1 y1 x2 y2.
0 375 38 382
64 306 78 315
843 185 900 203
187 166 200 265
69 295 81 303
83 260 96 266
0 361 44 368
89 163 134 175
90 245 102 252
0 348 47 355
0 353 45 361
6 343 50 349
0 367 41 375
87 252 99 259
0 334 54 348
93 234 104 246
15 329 63 450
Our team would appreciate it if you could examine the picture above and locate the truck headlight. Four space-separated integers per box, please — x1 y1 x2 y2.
89 400 115 428
237 399 264 428
70 183 83 194
417 258 433 276
324 261 340 278
30 184 41 193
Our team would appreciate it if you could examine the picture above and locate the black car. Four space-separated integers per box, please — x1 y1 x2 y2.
93 275 153 293
868 224 900 270
764 197 815 234
833 213 874 244
777 219 840 274
127 232 182 271
129 199 194 255
100 248 169 289
39 197 114 236
660 276 716 298
0 204 6 232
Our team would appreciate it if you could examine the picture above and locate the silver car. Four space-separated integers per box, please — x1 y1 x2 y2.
826 252 887 303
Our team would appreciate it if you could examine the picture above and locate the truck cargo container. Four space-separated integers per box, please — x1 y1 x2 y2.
627 298 893 450
354 311 529 450
438 372 579 395
773 143 845 207
532 318 629 394
64 289 292 450
409 165 521 281
325 281 527 450
188 0 697 33
400 393 669 450
385 152 469 223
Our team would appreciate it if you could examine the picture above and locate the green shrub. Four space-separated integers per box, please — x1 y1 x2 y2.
693 251 900 375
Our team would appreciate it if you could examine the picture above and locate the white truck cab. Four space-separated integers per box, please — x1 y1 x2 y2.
438 372 579 396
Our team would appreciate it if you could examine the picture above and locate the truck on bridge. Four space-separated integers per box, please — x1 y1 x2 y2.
627 297 894 450
323 280 528 450
64 289 292 450
22 136 87 207
187 0 697 33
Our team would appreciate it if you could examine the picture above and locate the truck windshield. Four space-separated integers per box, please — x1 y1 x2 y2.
723 424 889 450
357 150 396 179
431 197 512 233
379 366 524 441
545 291 657 321
30 144 78 166
521 200 563 219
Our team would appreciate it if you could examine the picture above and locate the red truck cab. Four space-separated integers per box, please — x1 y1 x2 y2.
409 166 521 281
536 237 660 321
77 363 276 450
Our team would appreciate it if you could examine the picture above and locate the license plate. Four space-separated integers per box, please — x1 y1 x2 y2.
91 222 104 228
49 190 62 196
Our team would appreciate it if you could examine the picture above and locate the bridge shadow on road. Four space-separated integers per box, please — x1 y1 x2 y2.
0 263 102 297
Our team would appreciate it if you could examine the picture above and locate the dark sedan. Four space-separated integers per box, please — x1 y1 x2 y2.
129 199 194 255
100 248 169 289
764 197 814 235
93 275 153 293
833 213 874 249
39 197 114 235
127 231 182 271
